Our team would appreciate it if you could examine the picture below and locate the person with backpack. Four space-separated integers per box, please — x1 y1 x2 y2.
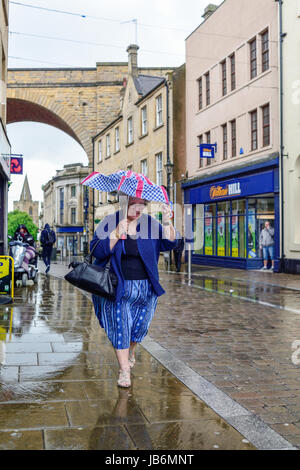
40 223 56 274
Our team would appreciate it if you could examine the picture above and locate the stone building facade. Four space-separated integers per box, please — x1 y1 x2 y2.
183 0 281 271
281 0 300 273
42 163 89 256
0 0 10 255
92 45 185 231
13 175 39 227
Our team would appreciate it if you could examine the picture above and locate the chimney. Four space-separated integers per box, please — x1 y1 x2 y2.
127 44 139 77
202 3 218 20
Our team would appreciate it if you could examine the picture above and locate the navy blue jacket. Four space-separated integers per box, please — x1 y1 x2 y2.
90 211 178 302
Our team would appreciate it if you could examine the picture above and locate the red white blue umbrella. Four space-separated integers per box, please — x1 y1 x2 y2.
81 170 169 204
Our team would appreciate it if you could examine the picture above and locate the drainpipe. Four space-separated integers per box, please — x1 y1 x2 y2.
165 80 171 196
92 138 95 236
276 0 285 270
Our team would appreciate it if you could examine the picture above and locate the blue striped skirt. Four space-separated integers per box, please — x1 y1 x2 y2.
92 279 158 349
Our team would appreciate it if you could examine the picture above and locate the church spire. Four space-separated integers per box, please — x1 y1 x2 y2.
20 175 32 202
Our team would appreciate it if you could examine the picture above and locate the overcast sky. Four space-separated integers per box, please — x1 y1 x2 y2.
7 0 223 212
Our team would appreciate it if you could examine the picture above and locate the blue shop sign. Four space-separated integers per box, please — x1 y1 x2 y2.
57 226 84 233
188 169 275 204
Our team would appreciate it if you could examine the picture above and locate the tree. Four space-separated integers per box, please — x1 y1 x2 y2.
7 210 39 241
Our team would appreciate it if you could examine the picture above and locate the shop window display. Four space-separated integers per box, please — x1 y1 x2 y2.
193 196 275 259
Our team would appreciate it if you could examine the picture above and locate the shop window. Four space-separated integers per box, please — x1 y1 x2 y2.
193 204 204 254
217 201 230 256
204 204 216 255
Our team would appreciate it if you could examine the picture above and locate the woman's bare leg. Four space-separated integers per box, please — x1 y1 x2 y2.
115 348 130 371
115 348 131 387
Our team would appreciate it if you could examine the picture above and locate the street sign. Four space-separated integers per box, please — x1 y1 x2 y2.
198 143 217 159
0 256 14 304
10 156 23 175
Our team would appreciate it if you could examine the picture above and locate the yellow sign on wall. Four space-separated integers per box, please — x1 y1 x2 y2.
0 257 14 300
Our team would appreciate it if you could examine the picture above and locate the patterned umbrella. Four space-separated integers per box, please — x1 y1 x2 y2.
81 170 169 204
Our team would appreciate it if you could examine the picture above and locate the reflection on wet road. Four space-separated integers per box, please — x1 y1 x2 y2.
0 274 255 450
166 271 300 314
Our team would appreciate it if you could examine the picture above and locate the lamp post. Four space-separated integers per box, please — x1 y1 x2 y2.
83 186 89 256
164 161 174 271
164 161 174 201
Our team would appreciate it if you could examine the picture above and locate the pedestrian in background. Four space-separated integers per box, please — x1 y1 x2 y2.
40 223 56 274
173 236 185 272
91 196 177 388
260 221 275 271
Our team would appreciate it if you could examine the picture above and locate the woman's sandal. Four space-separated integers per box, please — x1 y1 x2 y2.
128 351 136 368
117 369 131 388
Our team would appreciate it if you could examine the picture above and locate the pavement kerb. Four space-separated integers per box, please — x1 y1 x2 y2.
46 266 297 451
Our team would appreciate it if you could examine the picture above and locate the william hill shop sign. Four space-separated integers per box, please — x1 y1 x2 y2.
209 182 241 200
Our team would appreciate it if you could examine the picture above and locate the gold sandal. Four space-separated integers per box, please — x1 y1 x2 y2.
117 369 131 388
128 351 136 368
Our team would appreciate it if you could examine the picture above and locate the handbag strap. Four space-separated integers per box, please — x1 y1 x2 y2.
85 238 111 270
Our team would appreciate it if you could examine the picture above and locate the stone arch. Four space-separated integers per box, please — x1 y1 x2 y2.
6 89 93 165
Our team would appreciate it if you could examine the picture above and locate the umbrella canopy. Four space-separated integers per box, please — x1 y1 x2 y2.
81 170 169 204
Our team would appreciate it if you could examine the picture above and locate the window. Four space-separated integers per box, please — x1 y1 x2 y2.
141 106 147 135
127 117 133 144
156 153 163 185
221 60 227 96
261 30 269 72
156 95 163 126
71 186 76 197
59 188 64 224
141 159 148 177
205 131 211 166
231 120 236 157
198 134 204 168
262 104 270 147
198 77 203 110
106 134 111 157
71 208 76 225
127 164 133 171
222 124 228 160
250 38 257 79
115 127 120 152
98 140 102 162
205 72 210 106
29 206 32 215
230 53 236 91
250 110 258 151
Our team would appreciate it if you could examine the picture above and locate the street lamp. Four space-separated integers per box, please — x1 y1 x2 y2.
164 160 174 272
164 161 174 198
83 186 89 256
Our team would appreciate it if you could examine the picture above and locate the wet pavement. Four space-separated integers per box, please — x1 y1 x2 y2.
0 271 256 450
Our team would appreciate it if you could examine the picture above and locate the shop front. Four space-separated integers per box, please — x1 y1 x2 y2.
56 226 85 258
182 157 280 270
0 123 11 256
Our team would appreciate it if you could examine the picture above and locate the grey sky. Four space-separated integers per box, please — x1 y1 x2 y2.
7 0 223 211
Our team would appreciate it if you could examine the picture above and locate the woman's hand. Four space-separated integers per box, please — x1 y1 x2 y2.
116 218 129 238
161 204 172 225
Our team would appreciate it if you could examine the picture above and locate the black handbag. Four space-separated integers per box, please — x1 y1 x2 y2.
64 239 118 300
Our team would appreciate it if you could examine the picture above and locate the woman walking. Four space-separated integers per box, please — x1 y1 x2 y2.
91 196 177 388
